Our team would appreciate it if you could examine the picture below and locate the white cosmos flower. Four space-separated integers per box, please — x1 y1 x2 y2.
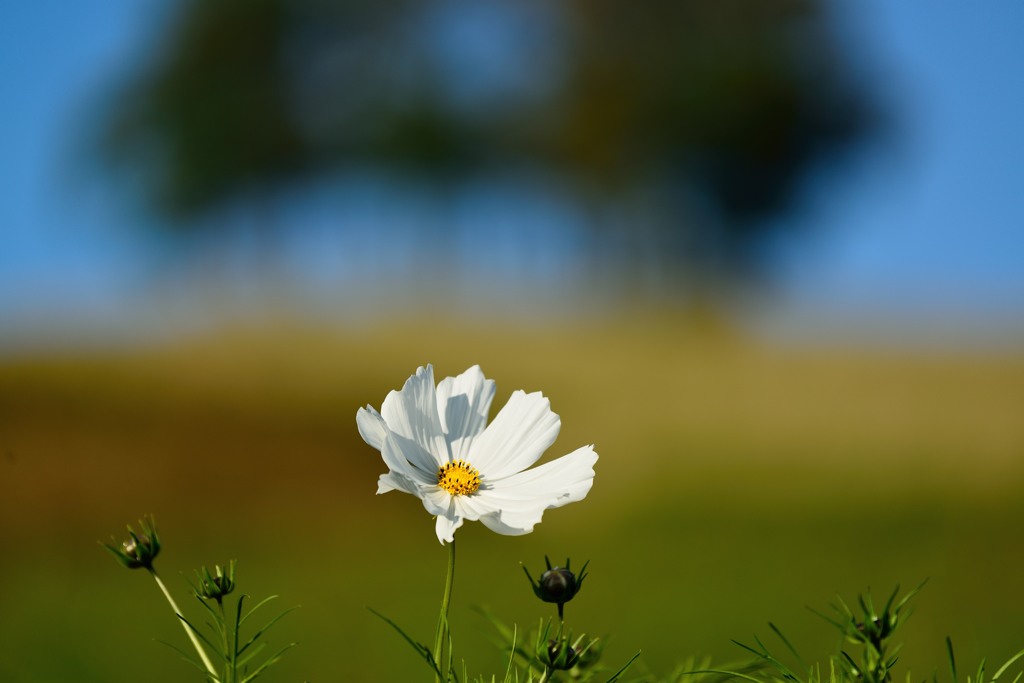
357 365 598 544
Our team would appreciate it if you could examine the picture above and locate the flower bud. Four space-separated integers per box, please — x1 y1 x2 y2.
541 638 579 671
104 516 161 570
523 556 588 619
195 560 236 603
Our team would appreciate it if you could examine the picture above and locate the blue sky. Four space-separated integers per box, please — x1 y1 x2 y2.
1 0 1022 347
767 1 1024 334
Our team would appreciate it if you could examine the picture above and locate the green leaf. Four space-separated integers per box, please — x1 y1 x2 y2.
839 650 860 677
807 606 845 633
192 592 226 630
237 606 299 655
769 622 808 673
682 668 770 683
893 580 928 614
733 635 801 683
233 593 245 673
992 648 1024 681
879 585 900 621
368 607 444 679
473 607 536 670
859 592 875 620
156 638 216 677
235 641 267 669
238 642 296 683
500 623 517 683
240 595 281 626
604 650 642 683
946 638 954 683
177 614 226 663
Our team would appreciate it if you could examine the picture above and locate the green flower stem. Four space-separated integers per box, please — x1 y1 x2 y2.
433 540 456 683
149 568 220 680
219 602 232 683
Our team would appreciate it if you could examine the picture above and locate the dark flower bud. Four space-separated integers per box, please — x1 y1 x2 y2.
541 568 575 601
542 639 579 671
534 620 596 673
523 556 588 619
195 560 236 603
104 516 161 570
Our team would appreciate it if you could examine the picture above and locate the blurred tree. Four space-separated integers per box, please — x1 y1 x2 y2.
101 0 880 286
105 0 307 216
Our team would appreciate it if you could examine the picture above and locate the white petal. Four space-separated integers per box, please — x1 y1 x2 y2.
422 489 464 544
450 493 488 522
435 515 463 545
421 487 452 516
381 365 450 471
486 444 598 496
452 494 527 535
356 405 387 450
435 365 496 459
470 390 560 479
472 445 598 535
381 432 437 488
478 511 535 536
376 471 418 495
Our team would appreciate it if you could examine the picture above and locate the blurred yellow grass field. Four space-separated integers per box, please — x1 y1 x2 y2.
1 314 1022 681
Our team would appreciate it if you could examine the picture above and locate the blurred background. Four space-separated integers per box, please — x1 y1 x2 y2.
1 0 1022 681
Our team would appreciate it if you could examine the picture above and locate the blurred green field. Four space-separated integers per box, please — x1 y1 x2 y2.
1 314 1022 682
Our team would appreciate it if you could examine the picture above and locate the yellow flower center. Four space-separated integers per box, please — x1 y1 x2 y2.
437 459 481 496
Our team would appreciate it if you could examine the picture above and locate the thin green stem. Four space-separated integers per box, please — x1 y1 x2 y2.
433 540 456 683
232 597 243 683
218 601 231 683
149 569 219 681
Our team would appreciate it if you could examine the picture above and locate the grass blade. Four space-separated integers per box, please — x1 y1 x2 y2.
993 649 1024 681
604 650 642 683
368 607 444 679
769 622 808 672
238 606 299 655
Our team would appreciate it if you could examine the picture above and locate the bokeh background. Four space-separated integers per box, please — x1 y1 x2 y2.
2 1 1023 681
